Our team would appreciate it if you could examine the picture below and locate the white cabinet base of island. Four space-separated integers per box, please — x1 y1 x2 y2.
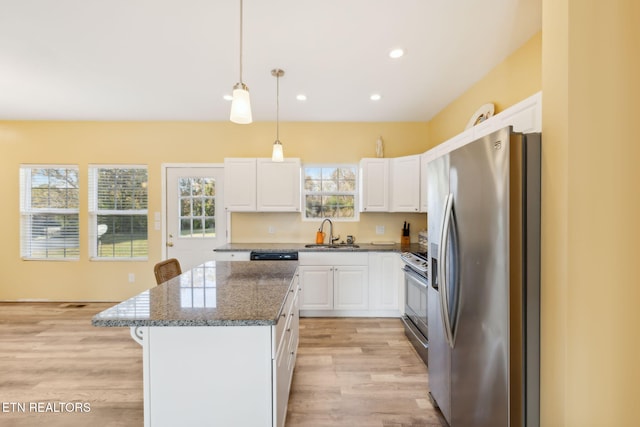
138 282 298 427
132 284 299 427
94 261 300 427
136 326 276 426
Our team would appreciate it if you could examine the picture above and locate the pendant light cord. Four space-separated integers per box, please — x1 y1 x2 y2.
276 72 280 140
239 0 244 83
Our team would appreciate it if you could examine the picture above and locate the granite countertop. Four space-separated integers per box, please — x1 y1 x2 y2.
92 260 298 328
215 242 424 253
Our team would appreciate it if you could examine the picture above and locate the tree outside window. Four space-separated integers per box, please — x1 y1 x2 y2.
89 166 148 259
303 165 358 220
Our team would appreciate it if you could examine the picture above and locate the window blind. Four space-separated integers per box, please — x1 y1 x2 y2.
88 166 148 259
19 166 80 260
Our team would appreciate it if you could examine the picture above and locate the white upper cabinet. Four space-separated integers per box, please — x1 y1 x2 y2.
359 158 389 212
421 93 542 211
224 158 257 211
494 91 542 133
420 153 429 212
224 158 301 212
256 158 301 212
390 154 421 212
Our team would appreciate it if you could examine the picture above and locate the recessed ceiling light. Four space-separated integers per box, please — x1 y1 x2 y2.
296 94 307 101
223 94 233 101
370 94 382 101
389 48 404 59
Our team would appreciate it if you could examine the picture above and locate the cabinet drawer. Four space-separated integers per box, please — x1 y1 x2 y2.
299 252 368 266
274 296 292 351
274 282 299 357
215 251 250 261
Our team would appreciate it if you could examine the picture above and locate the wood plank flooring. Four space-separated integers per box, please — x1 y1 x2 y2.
0 303 446 427
288 318 446 427
0 302 142 427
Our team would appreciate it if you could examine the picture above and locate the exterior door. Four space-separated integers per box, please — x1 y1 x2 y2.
166 166 226 271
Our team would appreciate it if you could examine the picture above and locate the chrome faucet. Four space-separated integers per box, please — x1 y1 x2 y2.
319 218 340 244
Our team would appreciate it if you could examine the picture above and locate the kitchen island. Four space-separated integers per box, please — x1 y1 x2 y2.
93 260 300 427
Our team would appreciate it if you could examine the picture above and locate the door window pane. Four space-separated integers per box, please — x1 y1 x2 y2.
178 177 216 238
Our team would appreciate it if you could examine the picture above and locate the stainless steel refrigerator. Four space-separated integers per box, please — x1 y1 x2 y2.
426 126 540 427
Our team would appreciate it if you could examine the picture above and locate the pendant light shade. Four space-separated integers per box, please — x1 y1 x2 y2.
272 140 284 162
230 83 252 124
230 0 252 124
271 69 285 162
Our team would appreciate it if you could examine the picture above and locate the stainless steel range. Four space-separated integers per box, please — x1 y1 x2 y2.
400 250 429 365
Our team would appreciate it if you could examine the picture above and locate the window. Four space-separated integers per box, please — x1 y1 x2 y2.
302 165 358 220
179 177 216 238
20 166 80 260
89 166 148 259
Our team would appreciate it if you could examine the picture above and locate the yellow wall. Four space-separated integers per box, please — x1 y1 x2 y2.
541 0 640 425
428 32 542 145
0 121 428 301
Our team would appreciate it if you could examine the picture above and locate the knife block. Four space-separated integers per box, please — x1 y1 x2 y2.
401 235 410 245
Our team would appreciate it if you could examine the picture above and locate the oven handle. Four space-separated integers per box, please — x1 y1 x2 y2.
403 267 428 287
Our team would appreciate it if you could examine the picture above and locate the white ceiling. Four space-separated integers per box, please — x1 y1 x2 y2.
0 0 541 122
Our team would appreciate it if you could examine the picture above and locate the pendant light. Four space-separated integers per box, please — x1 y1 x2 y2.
271 68 284 162
229 0 252 124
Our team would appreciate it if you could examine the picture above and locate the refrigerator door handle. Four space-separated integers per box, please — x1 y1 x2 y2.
439 193 455 347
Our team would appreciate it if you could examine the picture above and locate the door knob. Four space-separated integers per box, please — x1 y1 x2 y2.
167 242 174 247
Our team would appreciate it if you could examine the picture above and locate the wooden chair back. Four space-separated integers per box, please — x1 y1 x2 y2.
154 258 182 285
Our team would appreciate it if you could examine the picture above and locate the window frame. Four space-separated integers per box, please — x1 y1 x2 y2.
301 163 359 222
88 164 149 261
19 165 80 261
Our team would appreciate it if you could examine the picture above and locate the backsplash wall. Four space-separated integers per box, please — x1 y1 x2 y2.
230 211 427 244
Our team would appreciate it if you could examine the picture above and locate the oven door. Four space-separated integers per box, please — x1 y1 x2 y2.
404 266 428 340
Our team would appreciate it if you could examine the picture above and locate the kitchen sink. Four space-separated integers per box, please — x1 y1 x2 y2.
304 244 360 249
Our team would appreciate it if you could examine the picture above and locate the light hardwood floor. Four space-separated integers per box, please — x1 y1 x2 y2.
0 303 445 427
288 318 446 427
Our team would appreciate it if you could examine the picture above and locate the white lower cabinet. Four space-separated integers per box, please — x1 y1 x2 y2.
214 251 250 261
334 266 369 310
298 264 368 311
299 252 400 317
273 273 300 427
368 252 402 311
298 266 333 310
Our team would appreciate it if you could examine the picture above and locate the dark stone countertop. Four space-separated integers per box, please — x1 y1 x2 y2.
92 260 298 327
214 242 424 253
